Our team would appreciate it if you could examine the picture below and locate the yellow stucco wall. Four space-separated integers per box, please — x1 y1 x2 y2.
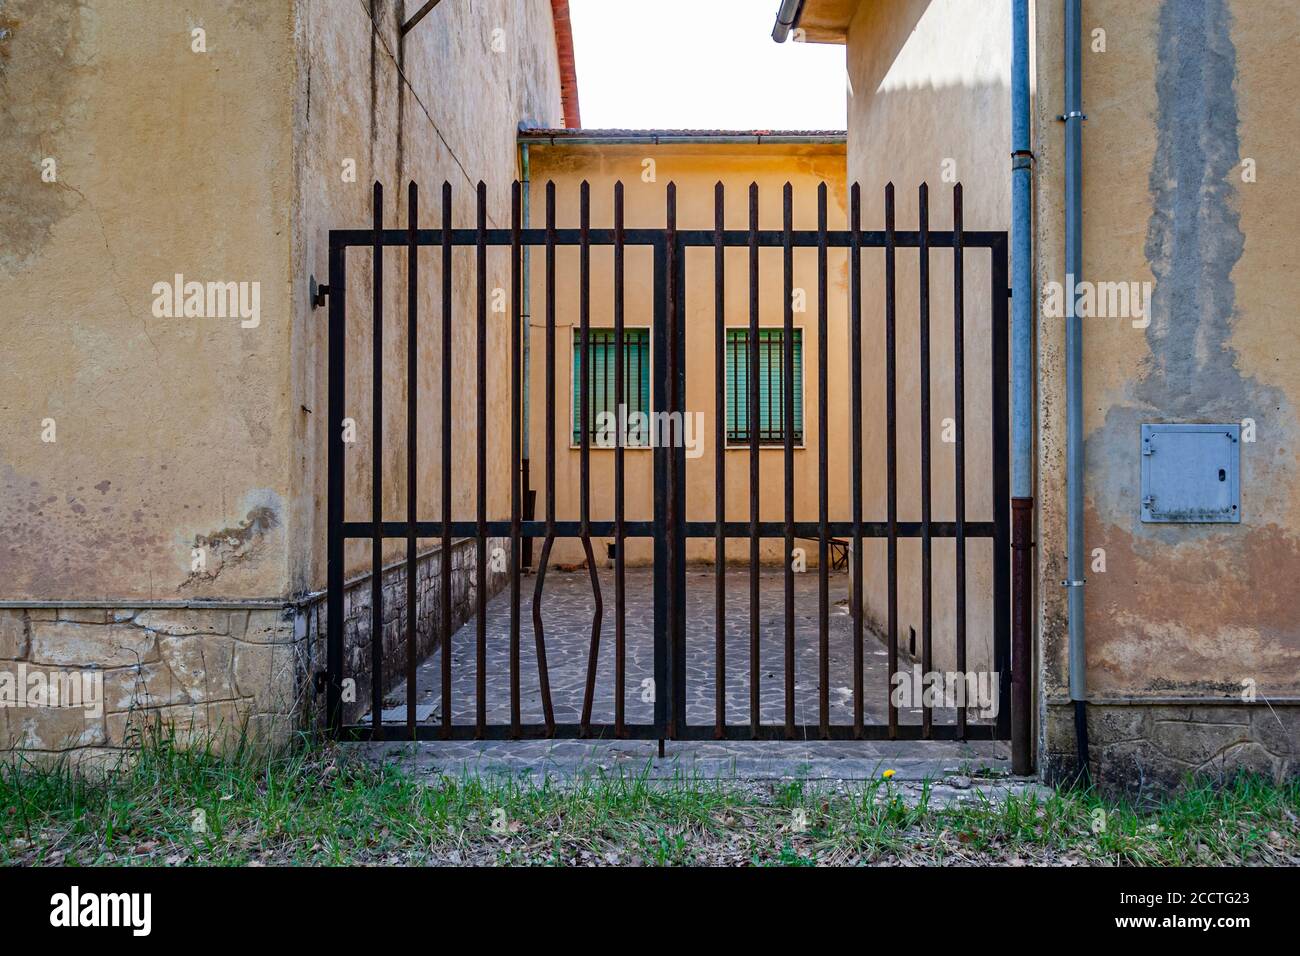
844 0 1011 674
289 0 564 591
1034 0 1300 701
524 142 849 574
0 1 297 602
0 0 564 602
0 0 564 756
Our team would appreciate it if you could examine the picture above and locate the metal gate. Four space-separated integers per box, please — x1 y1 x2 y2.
323 178 1016 746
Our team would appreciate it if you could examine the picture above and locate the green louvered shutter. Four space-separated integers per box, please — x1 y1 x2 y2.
573 329 650 446
725 328 801 445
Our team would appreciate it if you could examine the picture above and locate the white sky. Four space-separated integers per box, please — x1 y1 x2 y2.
567 0 848 130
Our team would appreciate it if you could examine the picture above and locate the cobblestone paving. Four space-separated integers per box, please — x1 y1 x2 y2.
367 566 1009 780
378 567 992 730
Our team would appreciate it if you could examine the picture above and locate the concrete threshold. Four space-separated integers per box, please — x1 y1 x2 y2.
354 739 1040 807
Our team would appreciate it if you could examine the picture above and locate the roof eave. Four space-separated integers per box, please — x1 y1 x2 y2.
550 0 581 128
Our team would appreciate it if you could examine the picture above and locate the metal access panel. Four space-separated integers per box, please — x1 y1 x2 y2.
1141 424 1241 523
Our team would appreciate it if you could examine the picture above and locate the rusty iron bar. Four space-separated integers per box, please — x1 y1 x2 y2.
578 181 605 734
782 182 796 739
919 182 933 739
326 232 346 735
440 181 453 738
371 181 384 735
340 722 1003 742
475 181 488 738
992 236 1012 740
1012 496 1033 773
747 182 760 739
529 180 558 734
613 182 628 737
884 182 899 740
954 183 968 738
509 182 523 737
664 182 682 737
406 182 419 740
849 183 864 739
816 182 830 739
713 181 727 739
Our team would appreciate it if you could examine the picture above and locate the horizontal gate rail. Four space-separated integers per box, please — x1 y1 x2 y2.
325 177 1011 747
328 228 1006 248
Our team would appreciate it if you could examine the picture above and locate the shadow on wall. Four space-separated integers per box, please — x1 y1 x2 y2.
844 0 1012 680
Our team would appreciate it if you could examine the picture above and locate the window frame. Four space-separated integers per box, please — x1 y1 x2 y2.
567 324 655 451
722 324 807 450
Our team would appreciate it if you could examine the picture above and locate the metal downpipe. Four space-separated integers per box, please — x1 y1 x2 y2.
1063 0 1091 784
1009 0 1035 777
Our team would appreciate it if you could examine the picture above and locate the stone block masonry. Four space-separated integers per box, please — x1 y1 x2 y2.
0 537 508 765
302 537 511 727
0 605 303 770
1044 701 1300 798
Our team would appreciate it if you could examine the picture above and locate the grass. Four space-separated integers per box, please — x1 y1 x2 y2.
1 729 1297 866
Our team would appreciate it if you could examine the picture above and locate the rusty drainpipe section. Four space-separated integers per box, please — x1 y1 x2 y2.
1010 0 1034 777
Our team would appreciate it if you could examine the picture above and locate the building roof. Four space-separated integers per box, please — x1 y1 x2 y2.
518 128 846 145
550 0 581 127
771 0 855 44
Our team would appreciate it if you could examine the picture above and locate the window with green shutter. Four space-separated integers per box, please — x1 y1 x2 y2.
725 328 803 446
572 328 651 447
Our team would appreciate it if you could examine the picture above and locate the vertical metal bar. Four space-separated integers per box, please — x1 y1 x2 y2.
919 182 933 739
406 182 419 740
672 187 688 736
782 182 795 739
327 237 346 735
713 181 726 739
1012 497 1033 766
747 182 760 738
440 181 453 738
371 181 384 735
992 237 1012 740
816 182 829 739
475 181 488 738
578 181 605 734
664 182 682 736
885 182 899 740
652 235 669 743
530 180 557 734
849 184 863 738
614 181 627 737
509 182 523 737
953 184 968 739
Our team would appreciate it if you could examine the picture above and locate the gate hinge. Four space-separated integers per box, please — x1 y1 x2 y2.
310 275 330 310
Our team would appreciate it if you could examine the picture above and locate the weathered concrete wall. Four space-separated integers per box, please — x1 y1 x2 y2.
844 0 1010 675
290 0 564 732
0 0 297 602
524 141 849 567
0 0 563 756
291 0 565 592
1033 0 1300 789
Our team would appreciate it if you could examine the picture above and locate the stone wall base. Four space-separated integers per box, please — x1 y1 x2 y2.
1044 700 1300 798
302 537 510 727
0 604 305 770
0 538 508 764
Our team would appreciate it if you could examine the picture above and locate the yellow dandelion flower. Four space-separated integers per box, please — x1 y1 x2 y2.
882 769 896 779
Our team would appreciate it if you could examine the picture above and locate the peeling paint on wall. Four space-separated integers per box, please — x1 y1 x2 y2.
1067 0 1300 694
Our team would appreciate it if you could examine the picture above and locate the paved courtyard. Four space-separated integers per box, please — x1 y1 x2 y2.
365 566 1009 781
